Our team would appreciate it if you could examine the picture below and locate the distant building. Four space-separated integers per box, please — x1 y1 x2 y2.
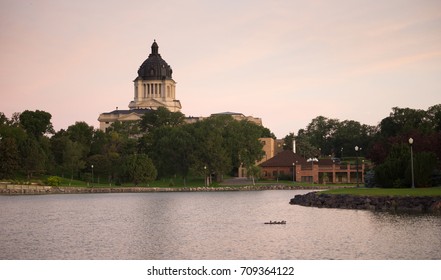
259 150 307 180
98 41 261 131
210 112 262 126
259 150 365 184
98 41 181 131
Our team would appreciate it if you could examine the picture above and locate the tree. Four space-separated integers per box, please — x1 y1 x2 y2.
190 116 232 182
87 154 111 184
374 144 437 188
379 107 431 138
121 154 157 185
304 116 339 156
333 121 375 158
139 107 185 133
19 110 54 138
374 144 410 188
0 113 24 178
20 137 47 178
413 152 437 187
247 164 261 185
148 125 195 179
62 140 86 184
0 137 20 178
233 120 265 169
107 120 141 138
427 104 441 131
287 130 319 158
66 122 94 153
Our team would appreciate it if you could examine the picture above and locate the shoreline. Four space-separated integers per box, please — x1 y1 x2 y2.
290 191 441 214
0 183 335 195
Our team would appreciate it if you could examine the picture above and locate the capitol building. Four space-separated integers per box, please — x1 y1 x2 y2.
98 41 261 131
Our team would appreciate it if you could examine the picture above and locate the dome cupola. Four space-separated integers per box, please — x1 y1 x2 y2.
137 40 173 80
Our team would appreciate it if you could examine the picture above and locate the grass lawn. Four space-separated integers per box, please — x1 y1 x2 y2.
55 176 215 188
322 187 441 197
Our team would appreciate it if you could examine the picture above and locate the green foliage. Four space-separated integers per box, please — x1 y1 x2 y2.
19 137 48 178
45 176 61 186
62 140 86 182
0 137 20 178
322 187 441 197
375 144 437 188
121 154 157 185
66 122 94 148
107 120 141 138
379 107 432 138
1 103 440 187
139 107 185 132
290 117 376 158
247 165 261 185
374 144 411 188
19 110 54 138
147 125 195 178
413 152 437 187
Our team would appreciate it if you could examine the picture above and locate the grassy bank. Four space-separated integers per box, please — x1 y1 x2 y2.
322 187 441 197
3 176 355 189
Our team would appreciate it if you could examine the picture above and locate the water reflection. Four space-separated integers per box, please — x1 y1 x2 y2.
0 191 440 259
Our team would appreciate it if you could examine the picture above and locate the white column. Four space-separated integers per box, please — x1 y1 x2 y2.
134 84 138 101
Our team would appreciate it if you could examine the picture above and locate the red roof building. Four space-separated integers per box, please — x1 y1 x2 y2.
259 150 365 184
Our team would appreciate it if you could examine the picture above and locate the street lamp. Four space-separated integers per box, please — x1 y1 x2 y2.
355 146 359 187
409 138 415 188
292 162 295 182
204 166 207 187
91 165 94 187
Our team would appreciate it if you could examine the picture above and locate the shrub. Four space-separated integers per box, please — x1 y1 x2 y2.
45 176 61 186
375 144 438 188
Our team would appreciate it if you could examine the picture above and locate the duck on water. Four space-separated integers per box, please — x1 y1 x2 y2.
264 221 286 225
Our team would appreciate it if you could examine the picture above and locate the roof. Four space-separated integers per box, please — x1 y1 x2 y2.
259 150 307 167
211 112 245 117
137 40 173 80
100 108 152 116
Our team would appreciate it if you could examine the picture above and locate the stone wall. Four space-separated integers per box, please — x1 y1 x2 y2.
290 191 441 214
0 184 331 195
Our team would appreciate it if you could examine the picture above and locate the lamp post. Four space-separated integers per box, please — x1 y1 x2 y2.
292 162 295 182
355 146 359 187
409 138 415 188
204 166 207 187
91 165 94 187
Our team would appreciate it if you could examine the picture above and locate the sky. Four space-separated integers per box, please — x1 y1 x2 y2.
1 0 440 138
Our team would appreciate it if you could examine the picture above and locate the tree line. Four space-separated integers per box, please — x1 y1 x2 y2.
283 104 441 187
0 108 272 185
1 104 440 187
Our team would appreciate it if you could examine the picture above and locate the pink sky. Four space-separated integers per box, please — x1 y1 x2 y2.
1 0 440 138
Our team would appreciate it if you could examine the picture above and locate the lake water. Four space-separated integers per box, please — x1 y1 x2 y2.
0 190 440 260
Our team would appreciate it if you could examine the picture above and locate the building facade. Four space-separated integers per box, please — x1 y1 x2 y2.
259 150 365 184
129 40 181 112
98 41 181 131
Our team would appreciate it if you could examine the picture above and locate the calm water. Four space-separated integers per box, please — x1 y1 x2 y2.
0 190 440 260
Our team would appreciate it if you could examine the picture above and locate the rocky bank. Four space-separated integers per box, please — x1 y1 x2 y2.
290 191 441 214
0 183 330 195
